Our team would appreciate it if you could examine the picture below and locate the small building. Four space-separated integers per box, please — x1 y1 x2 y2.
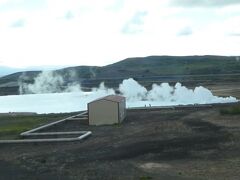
88 95 126 125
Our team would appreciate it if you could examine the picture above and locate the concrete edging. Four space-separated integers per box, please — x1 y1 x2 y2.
0 111 92 144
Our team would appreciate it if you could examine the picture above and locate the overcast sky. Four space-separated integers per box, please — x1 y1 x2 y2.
0 0 240 68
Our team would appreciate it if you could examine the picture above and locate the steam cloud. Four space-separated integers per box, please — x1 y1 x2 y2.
0 71 237 113
19 71 82 94
120 79 237 105
19 71 237 104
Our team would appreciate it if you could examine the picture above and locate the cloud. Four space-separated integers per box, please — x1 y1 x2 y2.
0 0 46 12
64 11 74 20
221 16 240 37
0 0 240 68
170 0 240 8
106 0 125 11
177 26 193 36
130 11 148 25
122 11 147 34
229 33 240 36
10 19 25 28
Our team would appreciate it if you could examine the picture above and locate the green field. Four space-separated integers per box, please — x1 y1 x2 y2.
0 113 76 140
220 105 240 115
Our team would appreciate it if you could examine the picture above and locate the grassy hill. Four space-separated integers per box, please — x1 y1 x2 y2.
58 55 240 79
98 55 240 77
0 55 240 95
0 71 41 85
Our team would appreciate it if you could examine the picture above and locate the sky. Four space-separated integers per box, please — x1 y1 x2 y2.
0 0 240 68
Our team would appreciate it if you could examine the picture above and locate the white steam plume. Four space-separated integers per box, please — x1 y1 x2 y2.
119 78 237 105
19 73 237 105
91 82 115 97
147 82 174 101
119 78 147 101
1 77 236 113
19 71 82 94
26 71 64 93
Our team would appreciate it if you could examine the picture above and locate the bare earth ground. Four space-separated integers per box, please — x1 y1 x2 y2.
0 102 240 180
205 82 240 99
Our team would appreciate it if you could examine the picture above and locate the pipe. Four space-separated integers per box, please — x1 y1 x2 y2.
67 117 88 121
21 131 89 136
0 111 92 144
20 111 87 136
0 131 92 144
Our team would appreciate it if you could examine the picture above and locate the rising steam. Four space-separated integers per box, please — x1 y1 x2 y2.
19 71 237 104
0 71 237 113
19 71 82 94
120 79 237 104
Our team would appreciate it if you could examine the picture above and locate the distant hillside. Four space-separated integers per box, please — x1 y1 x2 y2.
98 55 240 77
0 71 41 85
0 55 240 95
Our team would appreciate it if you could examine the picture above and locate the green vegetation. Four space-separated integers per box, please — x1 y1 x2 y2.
101 55 240 77
0 113 77 140
139 176 152 180
0 71 40 85
220 105 240 115
57 66 99 79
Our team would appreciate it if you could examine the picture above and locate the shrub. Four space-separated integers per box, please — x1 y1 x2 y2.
220 106 240 115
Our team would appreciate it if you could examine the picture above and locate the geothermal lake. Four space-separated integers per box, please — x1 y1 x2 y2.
0 79 237 114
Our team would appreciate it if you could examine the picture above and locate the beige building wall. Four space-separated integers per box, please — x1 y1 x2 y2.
88 100 119 125
118 100 126 122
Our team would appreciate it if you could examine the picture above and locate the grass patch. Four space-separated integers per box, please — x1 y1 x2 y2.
0 112 78 140
220 105 240 115
139 176 152 180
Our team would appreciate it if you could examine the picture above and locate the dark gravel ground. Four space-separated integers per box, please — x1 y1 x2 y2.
0 103 240 180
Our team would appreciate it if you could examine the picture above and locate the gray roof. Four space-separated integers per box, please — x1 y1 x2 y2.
89 95 125 104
